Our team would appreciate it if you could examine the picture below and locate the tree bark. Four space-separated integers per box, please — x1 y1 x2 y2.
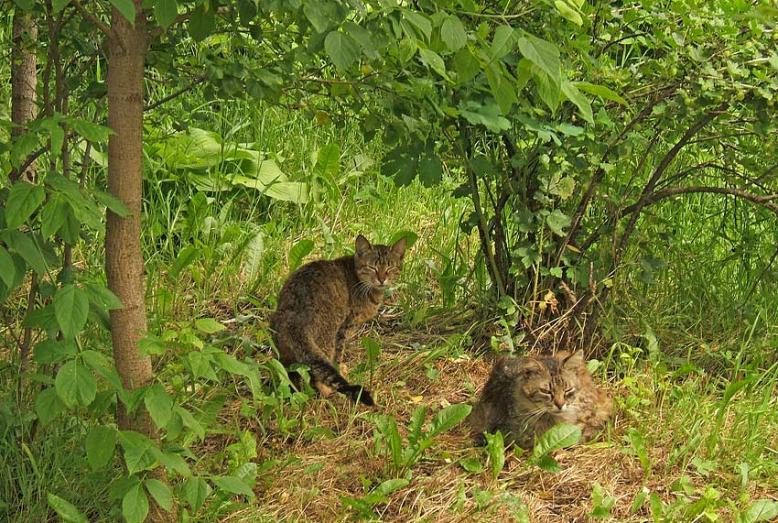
105 6 173 521
10 9 38 182
11 8 38 375
107 1 152 431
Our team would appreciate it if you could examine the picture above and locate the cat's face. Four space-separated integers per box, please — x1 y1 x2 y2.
509 352 583 414
354 234 406 290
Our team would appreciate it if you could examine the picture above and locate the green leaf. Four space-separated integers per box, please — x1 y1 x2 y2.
485 431 505 479
6 181 45 229
546 174 576 200
151 448 191 477
575 82 629 106
303 2 333 33
561 79 594 124
325 31 359 71
175 406 205 440
85 425 117 471
314 143 340 180
144 479 174 512
170 244 200 277
745 500 778 523
2 230 46 275
55 360 97 408
381 146 419 186
122 484 149 523
84 282 123 311
36 387 66 425
590 482 615 517
241 231 264 281
33 339 77 364
53 284 90 339
0 247 17 288
70 118 112 143
187 351 217 380
344 21 378 58
194 317 225 334
555 0 584 26
419 153 443 187
459 102 511 133
10 131 38 168
213 352 252 376
144 384 174 429
94 190 131 217
418 48 450 80
441 16 467 51
490 25 516 61
375 478 409 496
40 196 69 239
531 423 582 461
46 493 88 523
517 34 561 87
40 119 65 158
535 453 562 472
459 456 485 473
288 239 314 272
453 47 480 84
403 10 431 41
545 209 572 236
154 0 178 28
428 404 472 438
119 431 158 474
139 336 167 356
486 64 518 114
212 475 255 498
189 3 215 41
183 477 210 511
109 0 136 23
531 66 561 112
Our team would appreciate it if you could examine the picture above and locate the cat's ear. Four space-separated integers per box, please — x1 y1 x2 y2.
561 351 584 369
390 236 407 260
355 234 372 256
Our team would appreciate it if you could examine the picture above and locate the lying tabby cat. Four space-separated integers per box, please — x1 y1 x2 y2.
467 351 611 448
270 234 406 406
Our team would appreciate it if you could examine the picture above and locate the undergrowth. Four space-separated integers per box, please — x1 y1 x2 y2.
2 104 777 522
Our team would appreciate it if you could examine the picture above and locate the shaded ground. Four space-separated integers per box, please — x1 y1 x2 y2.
192 305 777 523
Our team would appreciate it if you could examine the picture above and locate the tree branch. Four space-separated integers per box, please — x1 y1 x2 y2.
72 0 114 39
554 101 655 265
144 75 206 111
619 186 778 216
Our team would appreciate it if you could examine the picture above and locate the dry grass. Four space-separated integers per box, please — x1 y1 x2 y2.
196 314 720 523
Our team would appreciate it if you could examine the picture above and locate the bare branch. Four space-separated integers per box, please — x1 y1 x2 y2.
144 75 206 111
619 186 778 216
554 101 655 265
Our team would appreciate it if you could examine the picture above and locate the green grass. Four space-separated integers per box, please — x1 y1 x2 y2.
2 101 777 522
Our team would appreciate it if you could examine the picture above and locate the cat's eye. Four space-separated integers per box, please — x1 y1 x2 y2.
538 388 551 396
565 388 576 397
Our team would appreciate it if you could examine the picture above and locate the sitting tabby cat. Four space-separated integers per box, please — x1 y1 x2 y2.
270 234 406 406
467 351 611 448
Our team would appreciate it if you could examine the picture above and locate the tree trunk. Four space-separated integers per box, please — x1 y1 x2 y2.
105 5 173 521
10 9 38 182
11 8 38 376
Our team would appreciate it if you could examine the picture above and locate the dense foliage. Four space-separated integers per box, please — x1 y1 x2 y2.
1 1 776 521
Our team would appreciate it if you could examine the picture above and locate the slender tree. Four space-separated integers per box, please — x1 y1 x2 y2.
10 8 38 182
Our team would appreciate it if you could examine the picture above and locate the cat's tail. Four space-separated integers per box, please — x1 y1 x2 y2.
306 357 375 406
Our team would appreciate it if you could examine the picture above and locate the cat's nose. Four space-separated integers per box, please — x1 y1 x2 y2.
554 399 565 410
